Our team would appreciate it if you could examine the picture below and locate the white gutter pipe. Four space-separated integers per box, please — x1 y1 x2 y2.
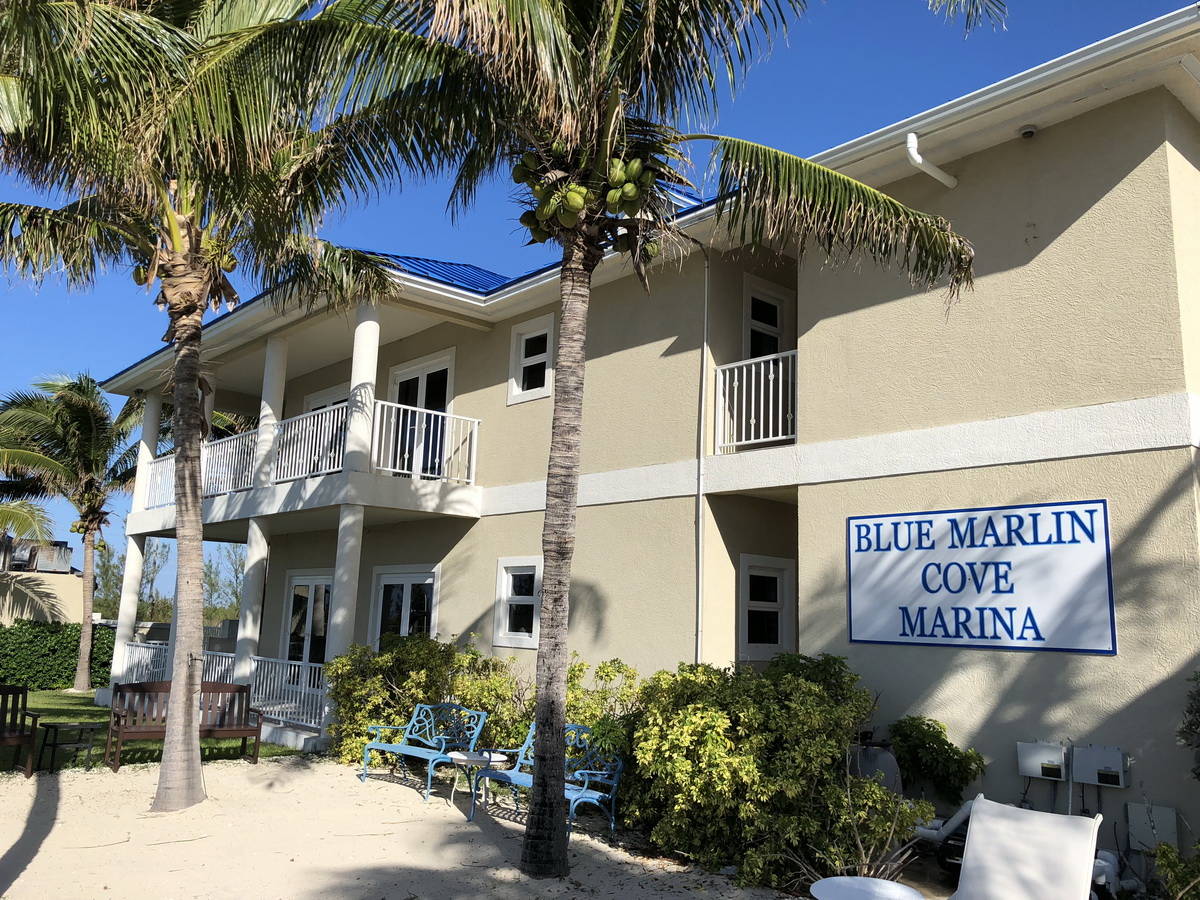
906 133 958 188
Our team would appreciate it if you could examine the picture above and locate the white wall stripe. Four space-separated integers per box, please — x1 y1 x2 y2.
483 393 1200 515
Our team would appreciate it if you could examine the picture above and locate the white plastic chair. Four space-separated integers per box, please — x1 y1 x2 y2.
951 794 1102 899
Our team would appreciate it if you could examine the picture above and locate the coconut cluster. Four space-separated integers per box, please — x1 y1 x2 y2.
512 144 663 260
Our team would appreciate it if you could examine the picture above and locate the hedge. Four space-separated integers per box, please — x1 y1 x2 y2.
0 620 115 689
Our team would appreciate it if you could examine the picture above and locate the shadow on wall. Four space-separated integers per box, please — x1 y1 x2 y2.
450 577 612 656
803 458 1200 833
0 574 67 625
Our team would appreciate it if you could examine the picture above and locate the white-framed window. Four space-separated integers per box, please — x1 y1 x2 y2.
493 556 542 649
742 276 793 360
304 382 350 412
508 314 554 405
369 565 438 649
738 554 796 661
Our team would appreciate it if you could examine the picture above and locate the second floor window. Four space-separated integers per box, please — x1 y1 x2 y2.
509 314 554 404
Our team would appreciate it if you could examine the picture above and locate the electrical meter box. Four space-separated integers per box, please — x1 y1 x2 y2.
1016 741 1068 781
1072 744 1128 788
1127 803 1177 850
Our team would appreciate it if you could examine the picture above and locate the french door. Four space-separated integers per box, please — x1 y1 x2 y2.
284 575 332 695
374 572 435 648
388 357 451 479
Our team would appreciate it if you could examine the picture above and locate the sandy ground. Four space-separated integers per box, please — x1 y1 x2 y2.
0 756 791 900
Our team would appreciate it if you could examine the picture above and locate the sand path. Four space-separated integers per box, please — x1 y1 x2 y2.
0 756 784 900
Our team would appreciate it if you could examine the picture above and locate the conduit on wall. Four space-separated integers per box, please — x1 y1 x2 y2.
905 132 958 189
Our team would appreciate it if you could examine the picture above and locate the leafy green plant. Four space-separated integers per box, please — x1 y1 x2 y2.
1152 842 1200 899
888 715 986 806
1177 671 1200 782
0 619 114 689
621 653 919 888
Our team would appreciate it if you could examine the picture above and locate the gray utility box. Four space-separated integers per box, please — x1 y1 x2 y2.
1017 741 1068 781
1072 744 1128 788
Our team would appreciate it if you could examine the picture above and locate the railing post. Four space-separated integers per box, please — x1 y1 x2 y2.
255 336 288 488
713 367 726 454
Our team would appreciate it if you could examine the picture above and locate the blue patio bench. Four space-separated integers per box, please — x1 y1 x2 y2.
468 722 623 838
360 702 487 800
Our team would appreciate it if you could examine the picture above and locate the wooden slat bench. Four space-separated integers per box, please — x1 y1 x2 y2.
1 684 40 778
104 680 263 772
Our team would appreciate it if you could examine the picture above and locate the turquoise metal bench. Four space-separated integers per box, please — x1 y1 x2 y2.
360 702 487 800
468 722 623 838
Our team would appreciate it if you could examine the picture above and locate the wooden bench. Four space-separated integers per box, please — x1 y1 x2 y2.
1 684 40 778
104 680 263 772
360 702 487 800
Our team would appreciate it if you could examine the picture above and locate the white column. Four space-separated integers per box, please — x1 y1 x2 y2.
327 504 364 661
134 390 163 512
234 517 270 682
255 336 289 488
110 534 146 686
343 302 380 474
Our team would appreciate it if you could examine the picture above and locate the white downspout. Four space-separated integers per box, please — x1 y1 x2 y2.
695 254 711 665
905 133 958 189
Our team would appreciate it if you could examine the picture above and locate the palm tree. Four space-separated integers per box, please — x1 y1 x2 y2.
0 0 457 811
0 375 140 691
298 0 1006 877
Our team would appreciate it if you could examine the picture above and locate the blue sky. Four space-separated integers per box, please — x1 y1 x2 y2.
0 0 1186 572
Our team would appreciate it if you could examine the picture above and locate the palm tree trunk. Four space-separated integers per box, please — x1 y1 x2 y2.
152 259 210 812
520 230 604 879
70 528 96 691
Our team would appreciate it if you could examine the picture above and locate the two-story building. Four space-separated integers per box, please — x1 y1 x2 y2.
103 6 1200 849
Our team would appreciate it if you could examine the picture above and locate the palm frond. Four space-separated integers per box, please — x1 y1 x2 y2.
928 0 1007 33
243 237 405 312
0 500 52 543
706 135 974 294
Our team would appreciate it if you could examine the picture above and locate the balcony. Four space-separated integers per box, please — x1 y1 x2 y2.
714 350 798 454
142 400 480 510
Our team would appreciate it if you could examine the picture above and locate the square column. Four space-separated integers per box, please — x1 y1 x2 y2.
254 336 289 488
327 503 365 661
109 534 147 686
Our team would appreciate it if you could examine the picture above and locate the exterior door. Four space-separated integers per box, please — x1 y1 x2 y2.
389 361 450 478
284 575 332 676
374 573 435 648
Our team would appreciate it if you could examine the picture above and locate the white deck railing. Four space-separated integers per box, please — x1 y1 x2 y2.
143 456 176 510
249 656 327 730
139 400 480 508
119 646 326 731
202 431 257 496
273 404 348 482
124 641 169 681
372 400 479 485
714 350 798 454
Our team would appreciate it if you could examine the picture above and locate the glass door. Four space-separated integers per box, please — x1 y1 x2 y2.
390 362 450 479
374 573 435 648
285 575 332 694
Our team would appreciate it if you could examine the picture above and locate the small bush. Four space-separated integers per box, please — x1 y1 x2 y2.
1152 842 1200 899
0 620 114 689
888 714 986 806
621 653 925 888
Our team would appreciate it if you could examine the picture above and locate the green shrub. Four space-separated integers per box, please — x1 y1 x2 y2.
621 653 925 888
888 715 986 806
0 620 114 689
1152 842 1200 899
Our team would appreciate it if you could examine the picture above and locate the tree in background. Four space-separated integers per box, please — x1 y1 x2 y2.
203 543 245 626
0 375 139 690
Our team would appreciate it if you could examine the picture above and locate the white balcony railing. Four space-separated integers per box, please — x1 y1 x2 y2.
144 456 176 510
715 350 798 454
124 641 170 682
125 648 327 731
273 404 348 483
249 656 327 730
372 400 479 485
202 431 257 496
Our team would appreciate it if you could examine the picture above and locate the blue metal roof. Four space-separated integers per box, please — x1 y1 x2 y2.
389 255 510 295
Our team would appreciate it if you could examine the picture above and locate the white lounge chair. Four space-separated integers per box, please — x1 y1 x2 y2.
951 794 1103 899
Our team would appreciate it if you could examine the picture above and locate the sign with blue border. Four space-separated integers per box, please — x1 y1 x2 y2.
847 500 1116 655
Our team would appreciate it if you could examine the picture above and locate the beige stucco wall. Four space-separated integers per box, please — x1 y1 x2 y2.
0 572 85 625
1167 94 1200 397
262 496 700 677
785 89 1184 445
795 447 1200 833
701 494 798 666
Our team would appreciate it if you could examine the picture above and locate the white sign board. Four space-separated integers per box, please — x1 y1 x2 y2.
847 500 1115 655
